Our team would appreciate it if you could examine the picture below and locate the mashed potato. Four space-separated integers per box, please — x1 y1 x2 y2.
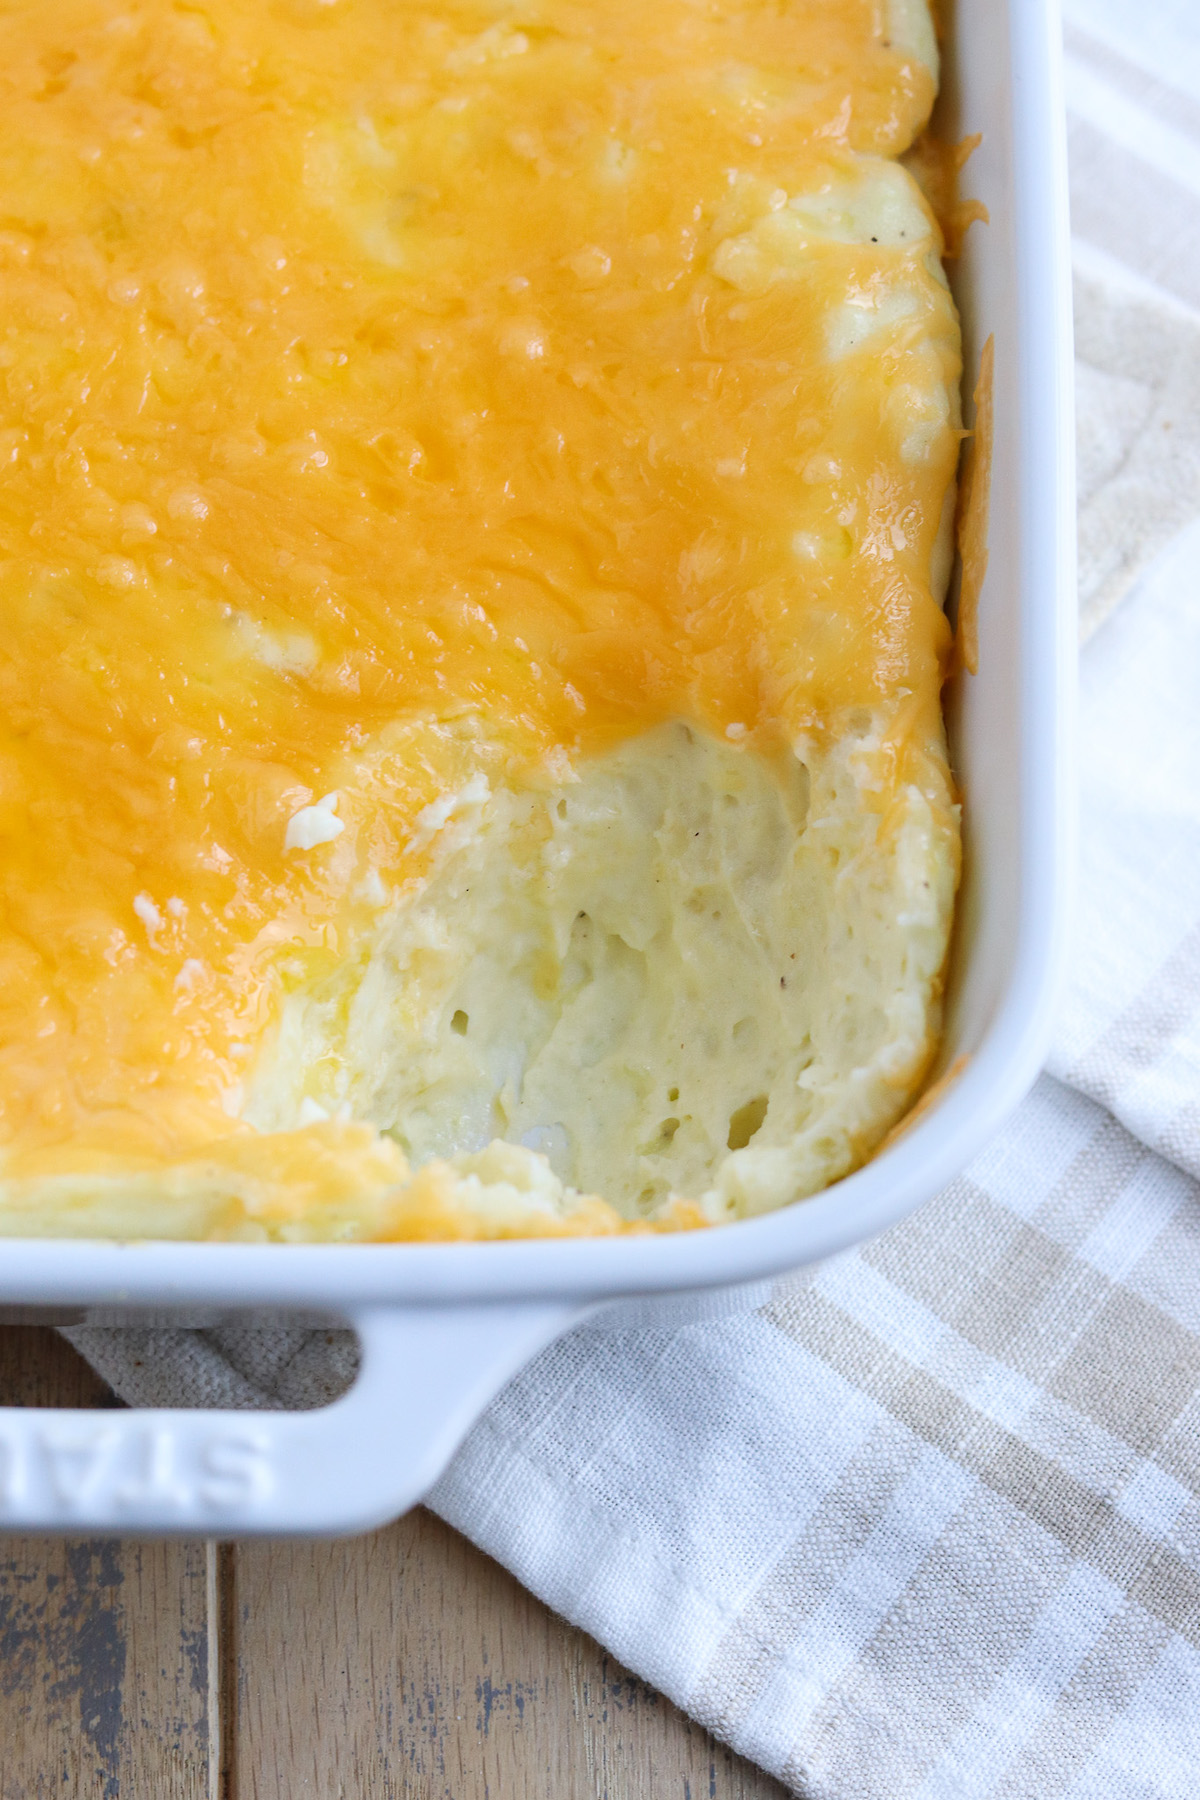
0 707 956 1241
246 711 957 1220
0 0 960 1240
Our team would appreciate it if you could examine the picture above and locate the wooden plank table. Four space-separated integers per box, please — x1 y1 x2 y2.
0 1327 787 1799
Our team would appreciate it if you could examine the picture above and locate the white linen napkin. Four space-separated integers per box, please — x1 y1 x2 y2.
64 6 1200 1794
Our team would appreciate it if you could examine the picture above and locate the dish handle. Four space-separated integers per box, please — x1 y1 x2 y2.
0 1301 584 1537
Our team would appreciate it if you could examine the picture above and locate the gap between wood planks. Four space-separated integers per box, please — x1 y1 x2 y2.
207 1539 238 1800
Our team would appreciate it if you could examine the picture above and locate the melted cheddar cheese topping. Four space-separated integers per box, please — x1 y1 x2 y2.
0 0 960 1233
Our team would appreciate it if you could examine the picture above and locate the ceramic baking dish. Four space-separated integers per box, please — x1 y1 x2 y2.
0 0 1074 1536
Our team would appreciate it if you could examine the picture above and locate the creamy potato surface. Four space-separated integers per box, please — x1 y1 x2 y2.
0 0 960 1238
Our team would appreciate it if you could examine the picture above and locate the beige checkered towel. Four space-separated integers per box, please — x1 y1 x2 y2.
68 5 1200 1794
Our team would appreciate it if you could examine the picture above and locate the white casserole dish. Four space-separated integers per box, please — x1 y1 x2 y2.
0 0 1074 1536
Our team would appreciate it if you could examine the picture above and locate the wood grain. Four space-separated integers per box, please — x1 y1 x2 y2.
0 1331 210 1800
0 1328 788 1800
233 1512 787 1800
0 1323 116 1410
